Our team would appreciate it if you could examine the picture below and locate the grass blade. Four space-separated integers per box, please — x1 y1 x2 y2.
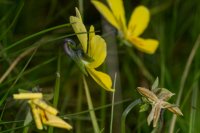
109 73 117 133
121 99 142 133
169 34 200 133
48 49 61 133
189 81 199 133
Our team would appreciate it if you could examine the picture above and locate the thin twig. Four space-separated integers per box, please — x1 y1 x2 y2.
0 46 37 84
0 37 49 84
169 34 200 133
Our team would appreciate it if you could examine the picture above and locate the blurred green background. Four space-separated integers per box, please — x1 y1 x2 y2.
0 0 200 132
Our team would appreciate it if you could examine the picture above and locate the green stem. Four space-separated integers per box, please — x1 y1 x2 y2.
121 99 142 133
83 76 100 133
0 0 24 40
100 87 106 130
64 99 131 117
76 79 83 133
100 63 106 130
22 126 29 133
48 49 61 133
0 23 70 54
109 73 117 133
189 82 199 133
127 48 154 83
0 49 37 107
78 0 84 18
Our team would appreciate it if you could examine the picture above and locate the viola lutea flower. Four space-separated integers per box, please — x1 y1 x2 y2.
91 0 159 54
13 93 72 130
66 8 113 92
137 78 183 127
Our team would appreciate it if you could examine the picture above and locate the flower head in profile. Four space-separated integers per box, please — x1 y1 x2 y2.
13 93 72 130
91 0 159 54
137 78 183 127
65 8 113 92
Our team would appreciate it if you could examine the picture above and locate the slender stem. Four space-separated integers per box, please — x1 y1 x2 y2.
102 18 123 132
0 0 24 40
150 0 173 15
100 87 106 129
121 99 142 133
127 48 154 83
0 49 37 106
78 0 84 18
53 50 61 108
22 126 29 133
100 63 106 130
169 34 200 133
83 76 100 133
76 79 83 133
189 82 198 133
0 37 51 84
0 124 31 133
109 73 117 133
48 49 61 133
0 23 70 54
0 46 38 84
64 99 131 117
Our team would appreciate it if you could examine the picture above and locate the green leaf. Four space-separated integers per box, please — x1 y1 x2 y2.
139 103 149 112
23 109 32 126
151 77 159 91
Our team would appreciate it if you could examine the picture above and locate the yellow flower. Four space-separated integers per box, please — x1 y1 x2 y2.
91 0 159 54
13 93 72 130
137 87 183 127
69 8 113 91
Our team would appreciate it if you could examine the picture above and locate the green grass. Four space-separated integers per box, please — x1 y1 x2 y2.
0 0 200 133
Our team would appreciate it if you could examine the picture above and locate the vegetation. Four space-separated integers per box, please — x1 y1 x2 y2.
0 0 200 133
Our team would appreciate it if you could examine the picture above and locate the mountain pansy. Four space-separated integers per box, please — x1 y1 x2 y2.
66 8 113 91
91 0 159 54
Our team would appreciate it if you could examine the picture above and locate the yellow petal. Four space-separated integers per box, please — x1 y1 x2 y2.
87 35 106 68
127 6 150 37
70 11 88 53
107 0 127 32
28 101 43 130
75 7 82 20
44 111 72 130
128 36 159 54
89 25 95 43
32 99 58 115
39 109 47 123
13 93 43 99
86 68 114 91
91 0 120 30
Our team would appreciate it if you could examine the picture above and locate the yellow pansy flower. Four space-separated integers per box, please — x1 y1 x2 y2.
69 8 113 91
13 93 72 130
91 0 159 54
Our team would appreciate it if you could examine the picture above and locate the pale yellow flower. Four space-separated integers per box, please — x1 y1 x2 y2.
13 93 72 130
91 0 159 54
69 8 113 91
